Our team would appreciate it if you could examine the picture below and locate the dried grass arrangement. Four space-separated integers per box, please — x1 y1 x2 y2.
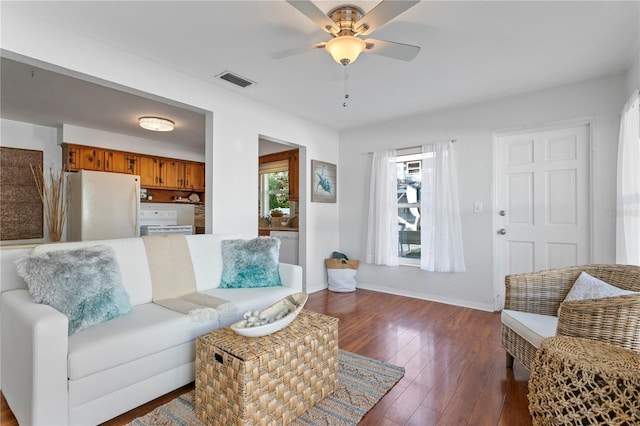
30 164 70 242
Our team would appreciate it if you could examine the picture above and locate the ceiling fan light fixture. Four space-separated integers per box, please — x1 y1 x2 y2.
139 116 175 132
325 36 366 65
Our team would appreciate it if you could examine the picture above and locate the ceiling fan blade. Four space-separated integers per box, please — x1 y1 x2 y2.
364 38 421 61
270 42 326 60
355 0 420 36
285 0 339 34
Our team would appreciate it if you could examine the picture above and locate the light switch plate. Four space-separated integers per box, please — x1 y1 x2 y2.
473 201 483 213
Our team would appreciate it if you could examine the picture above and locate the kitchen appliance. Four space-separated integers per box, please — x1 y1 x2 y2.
270 230 299 265
139 210 193 236
68 170 140 241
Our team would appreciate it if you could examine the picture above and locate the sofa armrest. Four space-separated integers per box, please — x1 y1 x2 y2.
279 263 303 292
557 294 640 353
1 289 69 426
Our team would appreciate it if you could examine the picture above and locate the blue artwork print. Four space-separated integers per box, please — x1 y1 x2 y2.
316 165 332 194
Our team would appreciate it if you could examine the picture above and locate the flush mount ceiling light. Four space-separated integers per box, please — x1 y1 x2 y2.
138 116 175 132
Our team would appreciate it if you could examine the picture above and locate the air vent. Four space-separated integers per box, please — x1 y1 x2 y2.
216 71 255 88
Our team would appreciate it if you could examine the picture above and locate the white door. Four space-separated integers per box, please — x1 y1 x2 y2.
495 123 591 308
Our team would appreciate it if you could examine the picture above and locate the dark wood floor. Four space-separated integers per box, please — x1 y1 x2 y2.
1 289 531 425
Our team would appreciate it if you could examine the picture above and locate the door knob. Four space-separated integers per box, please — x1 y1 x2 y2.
498 228 507 235
499 210 506 216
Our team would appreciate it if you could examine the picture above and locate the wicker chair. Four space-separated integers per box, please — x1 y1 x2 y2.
501 264 640 372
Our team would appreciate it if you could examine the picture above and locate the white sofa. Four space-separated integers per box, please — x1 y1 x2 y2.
1 234 303 426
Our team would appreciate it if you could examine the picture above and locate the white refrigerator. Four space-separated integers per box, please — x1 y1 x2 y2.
68 170 140 241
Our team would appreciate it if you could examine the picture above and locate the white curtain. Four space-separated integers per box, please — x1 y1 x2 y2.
365 149 399 266
616 90 640 265
420 141 466 272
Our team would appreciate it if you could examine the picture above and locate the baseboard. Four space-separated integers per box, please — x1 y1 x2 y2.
306 283 329 294
306 282 495 312
357 283 496 312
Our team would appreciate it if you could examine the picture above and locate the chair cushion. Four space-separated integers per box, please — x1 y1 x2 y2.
501 309 558 348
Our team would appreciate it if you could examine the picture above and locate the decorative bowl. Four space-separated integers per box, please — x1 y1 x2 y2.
230 292 308 337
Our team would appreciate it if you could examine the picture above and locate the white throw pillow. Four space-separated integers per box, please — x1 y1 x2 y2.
561 272 638 312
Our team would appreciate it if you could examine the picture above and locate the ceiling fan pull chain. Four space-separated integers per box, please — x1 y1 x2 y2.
343 64 350 107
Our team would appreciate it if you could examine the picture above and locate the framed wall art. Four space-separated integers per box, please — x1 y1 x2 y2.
311 160 336 203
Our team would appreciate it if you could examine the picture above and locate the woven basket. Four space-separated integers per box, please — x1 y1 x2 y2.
528 336 640 425
195 309 339 425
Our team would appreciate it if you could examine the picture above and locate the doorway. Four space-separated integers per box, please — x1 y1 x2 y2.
494 121 592 309
259 137 304 269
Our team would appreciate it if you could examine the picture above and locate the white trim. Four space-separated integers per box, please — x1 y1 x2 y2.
306 282 496 312
356 283 496 312
398 258 420 267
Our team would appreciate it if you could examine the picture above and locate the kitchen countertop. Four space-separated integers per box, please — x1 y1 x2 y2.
259 226 298 232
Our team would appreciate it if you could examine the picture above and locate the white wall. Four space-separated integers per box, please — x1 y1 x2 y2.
624 50 639 96
338 74 628 311
0 118 61 245
1 5 340 292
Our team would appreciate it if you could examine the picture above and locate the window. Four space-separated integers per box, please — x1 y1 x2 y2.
397 153 423 262
259 160 289 217
367 142 464 271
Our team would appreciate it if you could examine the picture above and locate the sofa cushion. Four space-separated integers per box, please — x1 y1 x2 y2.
67 303 219 380
68 341 196 409
185 234 245 292
31 238 153 305
501 309 558 348
16 245 132 335
219 237 282 288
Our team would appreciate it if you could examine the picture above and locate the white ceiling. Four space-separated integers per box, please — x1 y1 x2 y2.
2 1 639 150
0 57 207 149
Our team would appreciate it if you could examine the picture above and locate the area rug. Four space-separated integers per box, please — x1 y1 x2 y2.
127 350 404 426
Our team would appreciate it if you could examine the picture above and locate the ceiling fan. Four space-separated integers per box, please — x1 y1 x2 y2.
275 0 421 66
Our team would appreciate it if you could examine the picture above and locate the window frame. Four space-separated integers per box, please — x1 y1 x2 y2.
259 160 290 217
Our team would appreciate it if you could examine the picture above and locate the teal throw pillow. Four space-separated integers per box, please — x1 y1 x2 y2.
220 237 282 288
16 245 132 335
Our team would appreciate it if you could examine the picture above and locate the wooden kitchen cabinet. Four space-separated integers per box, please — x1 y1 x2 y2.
162 159 185 189
62 143 205 194
185 161 205 191
104 151 138 175
139 156 159 187
140 158 190 190
64 145 105 171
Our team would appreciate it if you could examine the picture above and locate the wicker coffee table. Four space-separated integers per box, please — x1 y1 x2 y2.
528 336 640 425
195 309 339 425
